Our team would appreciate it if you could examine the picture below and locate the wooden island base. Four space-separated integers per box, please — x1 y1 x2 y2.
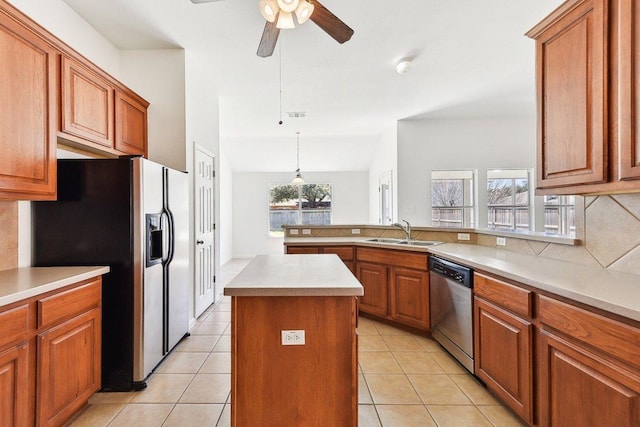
231 296 357 426
224 254 363 427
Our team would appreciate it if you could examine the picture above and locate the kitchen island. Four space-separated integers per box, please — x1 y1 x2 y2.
224 254 363 427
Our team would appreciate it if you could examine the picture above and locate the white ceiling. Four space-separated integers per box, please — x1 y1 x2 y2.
61 0 563 172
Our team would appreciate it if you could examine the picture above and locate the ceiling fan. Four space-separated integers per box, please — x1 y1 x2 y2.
257 0 353 57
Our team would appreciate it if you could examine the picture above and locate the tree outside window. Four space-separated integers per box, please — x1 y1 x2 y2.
269 184 332 236
487 169 531 231
431 170 475 228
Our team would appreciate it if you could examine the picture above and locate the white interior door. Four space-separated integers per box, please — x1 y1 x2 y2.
379 171 393 225
194 146 215 317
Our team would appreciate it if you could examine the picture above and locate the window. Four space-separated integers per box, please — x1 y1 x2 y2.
544 195 575 236
269 184 332 236
431 170 475 228
487 169 531 231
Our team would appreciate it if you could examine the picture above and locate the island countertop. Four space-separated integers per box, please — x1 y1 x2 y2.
224 254 363 297
0 266 110 307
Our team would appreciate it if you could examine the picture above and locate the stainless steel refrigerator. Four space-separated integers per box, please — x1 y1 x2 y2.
32 157 190 391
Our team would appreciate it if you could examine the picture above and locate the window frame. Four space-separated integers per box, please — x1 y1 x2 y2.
268 183 333 237
430 170 476 228
486 169 532 232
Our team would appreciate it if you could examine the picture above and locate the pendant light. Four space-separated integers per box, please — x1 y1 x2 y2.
292 132 305 185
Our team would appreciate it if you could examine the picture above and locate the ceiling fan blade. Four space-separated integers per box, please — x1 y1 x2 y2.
257 20 280 57
310 0 354 44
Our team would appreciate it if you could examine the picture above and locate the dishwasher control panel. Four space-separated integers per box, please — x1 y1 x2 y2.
428 256 473 288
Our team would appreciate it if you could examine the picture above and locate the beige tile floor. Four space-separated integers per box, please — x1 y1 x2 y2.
67 259 526 427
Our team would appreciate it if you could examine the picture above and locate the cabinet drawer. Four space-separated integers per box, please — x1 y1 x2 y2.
0 304 29 349
38 279 101 329
538 295 640 369
474 273 532 318
356 247 427 270
323 246 354 261
286 246 320 254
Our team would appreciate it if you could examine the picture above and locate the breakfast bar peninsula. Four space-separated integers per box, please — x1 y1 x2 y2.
224 254 363 427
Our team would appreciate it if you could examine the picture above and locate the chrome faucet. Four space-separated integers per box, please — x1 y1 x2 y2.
392 219 412 241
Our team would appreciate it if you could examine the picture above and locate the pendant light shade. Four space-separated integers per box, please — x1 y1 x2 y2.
258 0 279 22
276 11 295 29
295 0 314 24
292 132 305 185
276 0 299 13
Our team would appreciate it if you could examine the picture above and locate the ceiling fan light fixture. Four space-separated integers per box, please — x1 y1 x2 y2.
276 11 296 29
276 0 299 13
295 0 314 24
395 59 413 74
259 0 279 22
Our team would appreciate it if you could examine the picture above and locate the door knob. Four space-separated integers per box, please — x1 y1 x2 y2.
197 240 204 245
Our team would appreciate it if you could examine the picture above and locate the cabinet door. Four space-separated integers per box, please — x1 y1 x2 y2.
0 343 29 427
115 90 148 156
60 56 114 148
0 5 57 200
474 298 533 424
537 329 640 427
286 246 320 254
530 0 608 190
37 308 101 427
389 267 429 330
356 262 388 317
617 0 640 180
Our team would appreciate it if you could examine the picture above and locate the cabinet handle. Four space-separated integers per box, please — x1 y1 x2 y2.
197 240 204 245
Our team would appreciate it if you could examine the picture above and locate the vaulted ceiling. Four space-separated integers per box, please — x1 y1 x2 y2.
62 0 563 172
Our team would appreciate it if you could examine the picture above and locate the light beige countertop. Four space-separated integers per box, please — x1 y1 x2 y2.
0 266 110 307
224 254 363 297
284 237 640 322
430 243 640 323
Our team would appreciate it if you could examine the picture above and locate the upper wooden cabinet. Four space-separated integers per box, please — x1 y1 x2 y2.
0 0 149 200
115 89 148 156
59 57 149 158
0 2 57 200
60 56 114 149
528 0 640 194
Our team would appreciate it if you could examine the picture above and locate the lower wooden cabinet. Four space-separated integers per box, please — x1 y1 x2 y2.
537 329 640 427
389 267 429 330
0 277 102 427
285 245 355 273
474 297 533 424
37 308 101 427
0 342 30 427
356 262 388 318
355 247 429 331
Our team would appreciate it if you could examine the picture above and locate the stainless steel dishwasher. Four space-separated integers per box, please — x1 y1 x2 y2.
429 256 474 373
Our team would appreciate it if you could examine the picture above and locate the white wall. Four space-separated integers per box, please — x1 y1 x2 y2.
120 50 187 171
397 116 536 226
184 50 222 303
232 171 369 258
368 123 398 224
219 145 233 265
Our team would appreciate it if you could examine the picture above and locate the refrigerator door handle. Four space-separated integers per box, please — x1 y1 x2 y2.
162 209 175 265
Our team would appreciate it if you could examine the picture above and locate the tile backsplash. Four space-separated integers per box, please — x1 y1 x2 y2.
0 201 18 271
482 194 640 275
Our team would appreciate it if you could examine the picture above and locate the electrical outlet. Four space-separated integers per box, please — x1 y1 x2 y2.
289 229 299 235
496 237 507 246
351 229 361 235
281 330 305 346
457 233 471 241
302 229 311 235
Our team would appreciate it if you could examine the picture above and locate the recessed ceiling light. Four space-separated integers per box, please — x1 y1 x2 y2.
395 59 413 74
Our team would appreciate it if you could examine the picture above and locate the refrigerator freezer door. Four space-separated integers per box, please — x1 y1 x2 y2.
138 159 165 381
166 167 190 351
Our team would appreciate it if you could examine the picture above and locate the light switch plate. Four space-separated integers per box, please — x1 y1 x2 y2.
457 233 471 241
351 229 361 234
302 229 311 235
496 237 507 246
289 229 299 235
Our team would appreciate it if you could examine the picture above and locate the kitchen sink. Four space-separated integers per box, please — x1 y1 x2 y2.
365 238 442 246
365 238 406 244
397 240 442 246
